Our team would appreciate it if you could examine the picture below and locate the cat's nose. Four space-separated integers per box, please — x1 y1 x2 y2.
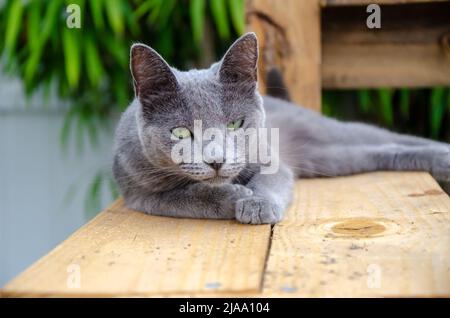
208 162 223 171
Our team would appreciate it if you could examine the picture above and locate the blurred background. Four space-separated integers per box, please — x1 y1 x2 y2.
0 0 449 286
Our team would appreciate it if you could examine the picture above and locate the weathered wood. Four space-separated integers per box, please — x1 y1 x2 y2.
1 199 271 297
246 0 322 111
322 2 450 88
264 172 450 297
2 172 449 297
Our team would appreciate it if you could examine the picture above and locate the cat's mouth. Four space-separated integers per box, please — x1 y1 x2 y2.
178 163 243 183
185 171 234 184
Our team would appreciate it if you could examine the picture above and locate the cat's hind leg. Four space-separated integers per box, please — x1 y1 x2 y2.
294 144 450 182
334 121 448 147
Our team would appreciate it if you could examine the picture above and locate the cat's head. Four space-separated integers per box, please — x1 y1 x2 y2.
130 33 265 184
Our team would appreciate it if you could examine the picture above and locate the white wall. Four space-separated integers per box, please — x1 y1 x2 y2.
0 75 118 286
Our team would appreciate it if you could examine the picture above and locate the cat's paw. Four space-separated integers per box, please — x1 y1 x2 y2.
235 196 283 224
431 147 450 182
210 184 253 216
221 184 254 199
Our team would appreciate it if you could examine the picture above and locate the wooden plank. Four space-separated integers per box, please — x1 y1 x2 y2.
322 2 450 88
264 172 450 297
1 199 271 297
322 0 447 6
246 0 322 111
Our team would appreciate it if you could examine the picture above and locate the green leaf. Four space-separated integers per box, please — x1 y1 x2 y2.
228 0 245 35
321 92 332 116
100 35 127 67
89 0 104 30
4 0 24 58
447 88 450 113
357 89 371 113
190 0 206 44
24 1 43 84
113 75 129 110
134 0 155 19
24 48 42 85
430 87 446 138
105 0 124 35
377 89 394 126
123 1 140 36
62 27 81 89
154 27 174 60
210 0 230 39
155 0 176 28
41 0 62 44
27 1 41 51
85 35 104 87
399 88 410 119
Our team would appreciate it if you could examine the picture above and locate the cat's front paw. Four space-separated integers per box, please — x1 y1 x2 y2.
209 184 253 216
221 184 254 199
235 196 283 224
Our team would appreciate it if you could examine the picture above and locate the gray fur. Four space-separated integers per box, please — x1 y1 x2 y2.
113 33 450 224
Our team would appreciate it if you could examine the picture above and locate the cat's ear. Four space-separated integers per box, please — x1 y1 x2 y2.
219 33 258 85
130 43 178 100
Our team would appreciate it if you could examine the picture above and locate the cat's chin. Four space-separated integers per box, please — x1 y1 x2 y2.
204 176 232 185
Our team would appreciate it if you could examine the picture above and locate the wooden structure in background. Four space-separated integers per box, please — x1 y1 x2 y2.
322 1 450 89
248 0 450 110
247 0 322 110
2 0 450 297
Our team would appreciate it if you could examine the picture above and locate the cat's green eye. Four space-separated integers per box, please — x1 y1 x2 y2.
227 119 244 131
171 127 191 139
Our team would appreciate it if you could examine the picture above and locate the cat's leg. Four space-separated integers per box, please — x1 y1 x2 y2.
235 163 294 224
124 182 253 219
295 144 450 182
334 121 447 147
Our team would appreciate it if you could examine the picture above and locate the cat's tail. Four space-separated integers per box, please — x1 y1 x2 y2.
265 67 291 102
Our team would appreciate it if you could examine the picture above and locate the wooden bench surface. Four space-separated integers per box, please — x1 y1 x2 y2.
1 171 449 297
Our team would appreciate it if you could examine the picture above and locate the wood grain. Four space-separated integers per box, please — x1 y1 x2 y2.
2 200 271 297
322 2 450 88
263 172 450 297
246 0 322 111
2 172 449 297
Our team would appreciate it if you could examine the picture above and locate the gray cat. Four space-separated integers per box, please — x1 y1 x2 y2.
113 33 450 224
